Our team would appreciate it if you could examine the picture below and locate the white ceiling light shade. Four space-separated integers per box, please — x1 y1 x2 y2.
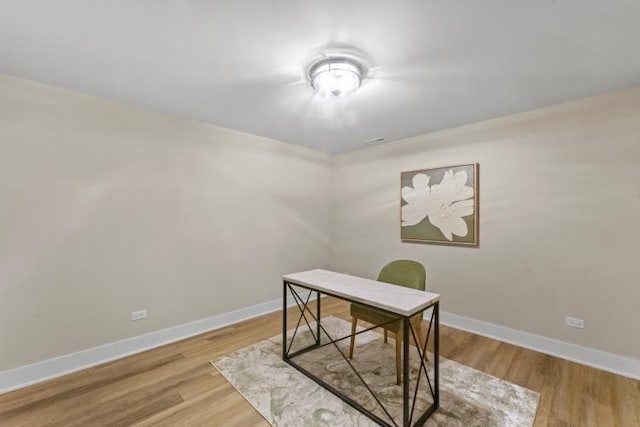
308 57 365 98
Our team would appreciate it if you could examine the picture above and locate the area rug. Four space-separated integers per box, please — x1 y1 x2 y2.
211 316 539 426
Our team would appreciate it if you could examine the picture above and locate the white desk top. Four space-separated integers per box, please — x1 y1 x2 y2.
283 269 439 317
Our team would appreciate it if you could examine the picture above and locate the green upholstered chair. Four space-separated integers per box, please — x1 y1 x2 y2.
348 260 427 385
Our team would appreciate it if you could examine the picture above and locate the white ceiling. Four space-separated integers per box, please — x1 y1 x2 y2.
1 1 639 153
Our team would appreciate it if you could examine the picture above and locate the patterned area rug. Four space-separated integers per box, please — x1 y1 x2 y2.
211 316 539 426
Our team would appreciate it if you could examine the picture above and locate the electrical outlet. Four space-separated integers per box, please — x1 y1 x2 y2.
131 310 147 321
565 316 584 329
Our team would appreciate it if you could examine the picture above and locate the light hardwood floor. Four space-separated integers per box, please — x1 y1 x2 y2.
1 298 638 426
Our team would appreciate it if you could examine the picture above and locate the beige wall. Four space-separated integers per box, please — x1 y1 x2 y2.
2 73 639 373
0 76 332 371
332 88 640 360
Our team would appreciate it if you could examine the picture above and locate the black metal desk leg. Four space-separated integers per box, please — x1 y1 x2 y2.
316 291 321 345
282 281 287 359
434 302 439 407
403 317 410 426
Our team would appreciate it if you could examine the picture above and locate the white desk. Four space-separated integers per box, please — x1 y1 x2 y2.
284 269 439 317
282 269 440 427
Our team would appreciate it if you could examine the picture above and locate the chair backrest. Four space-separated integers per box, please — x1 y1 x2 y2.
377 260 426 291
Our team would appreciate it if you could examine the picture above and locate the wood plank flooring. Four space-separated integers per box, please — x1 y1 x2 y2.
1 297 638 426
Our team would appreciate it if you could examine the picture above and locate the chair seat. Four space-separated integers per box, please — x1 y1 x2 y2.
350 303 422 333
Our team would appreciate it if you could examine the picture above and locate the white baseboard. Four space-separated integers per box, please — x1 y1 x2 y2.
2 297 637 395
440 311 640 381
0 291 316 395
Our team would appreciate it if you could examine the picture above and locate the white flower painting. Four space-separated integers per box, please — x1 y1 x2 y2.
401 164 478 245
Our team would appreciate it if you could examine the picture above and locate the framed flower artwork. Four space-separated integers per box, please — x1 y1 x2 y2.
400 163 478 246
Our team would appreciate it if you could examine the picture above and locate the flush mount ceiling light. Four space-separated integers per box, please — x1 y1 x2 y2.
307 56 365 98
